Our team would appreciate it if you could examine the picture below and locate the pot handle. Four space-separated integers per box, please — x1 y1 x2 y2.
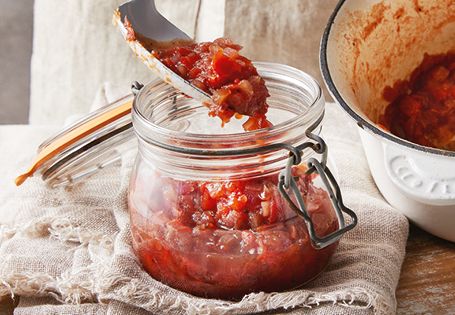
383 143 455 206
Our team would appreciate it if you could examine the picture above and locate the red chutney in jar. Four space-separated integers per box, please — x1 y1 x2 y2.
129 166 339 299
380 52 455 151
151 38 272 131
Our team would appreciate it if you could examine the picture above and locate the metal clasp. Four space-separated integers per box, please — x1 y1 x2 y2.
131 81 144 95
278 111 357 249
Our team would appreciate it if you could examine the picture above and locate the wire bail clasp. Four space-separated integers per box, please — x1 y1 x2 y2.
132 81 144 95
278 112 357 249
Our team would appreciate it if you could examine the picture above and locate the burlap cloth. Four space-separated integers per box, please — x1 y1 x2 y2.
0 87 408 314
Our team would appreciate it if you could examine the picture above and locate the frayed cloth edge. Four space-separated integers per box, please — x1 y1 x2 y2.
0 270 390 315
0 217 393 314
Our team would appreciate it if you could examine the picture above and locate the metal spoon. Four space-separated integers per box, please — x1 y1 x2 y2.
114 0 211 103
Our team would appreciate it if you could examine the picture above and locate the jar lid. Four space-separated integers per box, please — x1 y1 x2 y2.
15 94 136 188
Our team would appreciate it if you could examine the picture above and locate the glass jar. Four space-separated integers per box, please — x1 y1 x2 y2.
128 62 357 299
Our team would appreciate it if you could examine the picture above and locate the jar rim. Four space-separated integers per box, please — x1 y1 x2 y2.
132 62 324 155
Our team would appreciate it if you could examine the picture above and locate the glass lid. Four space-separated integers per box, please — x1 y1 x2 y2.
15 94 136 188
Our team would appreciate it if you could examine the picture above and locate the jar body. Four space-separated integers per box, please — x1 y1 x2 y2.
129 158 338 299
128 63 341 299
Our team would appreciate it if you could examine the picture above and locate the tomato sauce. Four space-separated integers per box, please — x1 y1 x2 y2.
129 166 338 299
125 15 271 131
152 38 272 131
380 52 455 151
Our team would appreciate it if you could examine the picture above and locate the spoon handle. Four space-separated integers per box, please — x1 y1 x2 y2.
114 9 212 103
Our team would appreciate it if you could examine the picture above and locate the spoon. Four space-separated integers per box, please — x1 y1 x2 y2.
114 0 212 103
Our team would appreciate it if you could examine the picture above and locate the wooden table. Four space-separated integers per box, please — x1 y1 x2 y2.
396 224 455 314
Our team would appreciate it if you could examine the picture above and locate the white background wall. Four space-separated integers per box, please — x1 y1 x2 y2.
0 0 33 124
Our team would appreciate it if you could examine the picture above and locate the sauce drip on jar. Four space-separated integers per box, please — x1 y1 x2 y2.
380 52 455 151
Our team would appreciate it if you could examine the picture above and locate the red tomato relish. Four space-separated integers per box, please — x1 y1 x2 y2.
125 23 337 299
380 52 455 151
129 166 338 299
152 38 272 131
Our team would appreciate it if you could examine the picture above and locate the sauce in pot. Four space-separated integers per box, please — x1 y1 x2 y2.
380 52 455 151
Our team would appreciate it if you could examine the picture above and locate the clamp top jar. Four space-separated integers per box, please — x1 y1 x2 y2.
128 62 357 299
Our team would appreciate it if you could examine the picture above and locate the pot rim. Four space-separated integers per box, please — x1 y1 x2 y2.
319 0 455 158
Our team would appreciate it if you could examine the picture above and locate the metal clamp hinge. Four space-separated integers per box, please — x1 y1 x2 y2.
277 111 357 249
131 81 144 95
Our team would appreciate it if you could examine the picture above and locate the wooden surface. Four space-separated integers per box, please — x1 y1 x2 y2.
0 296 16 315
396 224 455 314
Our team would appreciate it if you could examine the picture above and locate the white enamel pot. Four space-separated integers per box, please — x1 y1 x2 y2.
320 0 455 241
